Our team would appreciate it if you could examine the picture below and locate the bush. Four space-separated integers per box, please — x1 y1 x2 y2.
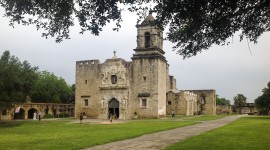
43 114 54 119
57 113 70 118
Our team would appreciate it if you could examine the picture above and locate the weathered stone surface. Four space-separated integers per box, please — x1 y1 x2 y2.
75 14 217 120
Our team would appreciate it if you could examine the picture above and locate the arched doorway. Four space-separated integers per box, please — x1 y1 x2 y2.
14 108 25 119
108 98 119 119
198 94 206 115
28 108 37 119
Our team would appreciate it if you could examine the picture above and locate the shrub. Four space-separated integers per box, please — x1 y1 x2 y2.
43 114 54 119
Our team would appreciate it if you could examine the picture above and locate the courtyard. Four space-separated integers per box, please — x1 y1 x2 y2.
0 115 269 150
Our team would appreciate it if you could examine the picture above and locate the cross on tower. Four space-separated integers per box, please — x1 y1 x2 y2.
112 50 117 59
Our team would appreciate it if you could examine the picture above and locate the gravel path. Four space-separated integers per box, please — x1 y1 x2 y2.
84 115 242 150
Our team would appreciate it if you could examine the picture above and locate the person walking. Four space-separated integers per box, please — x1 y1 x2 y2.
80 113 83 124
38 111 42 121
172 110 175 119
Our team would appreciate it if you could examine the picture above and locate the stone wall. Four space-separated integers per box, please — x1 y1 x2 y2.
75 60 101 118
216 105 232 114
166 91 198 116
187 90 216 115
1 103 74 121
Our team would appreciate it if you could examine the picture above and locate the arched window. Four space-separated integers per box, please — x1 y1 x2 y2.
111 75 117 84
144 32 151 48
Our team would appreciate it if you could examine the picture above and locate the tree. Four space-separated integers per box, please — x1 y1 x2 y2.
216 95 230 106
1 1 269 58
31 71 73 103
0 51 38 122
233 94 247 114
255 82 270 115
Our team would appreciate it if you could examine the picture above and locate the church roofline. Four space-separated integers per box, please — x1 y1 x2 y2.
167 90 182 94
104 57 131 64
184 89 216 92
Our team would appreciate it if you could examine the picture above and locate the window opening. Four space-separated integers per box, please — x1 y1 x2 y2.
142 99 147 107
143 76 146 82
144 32 151 48
111 75 117 84
84 99 89 106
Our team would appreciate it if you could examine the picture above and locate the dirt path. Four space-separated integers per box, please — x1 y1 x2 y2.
84 115 242 150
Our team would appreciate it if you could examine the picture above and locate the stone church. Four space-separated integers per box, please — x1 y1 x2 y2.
75 13 216 119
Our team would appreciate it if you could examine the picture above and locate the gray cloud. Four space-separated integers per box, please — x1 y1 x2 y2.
0 9 269 103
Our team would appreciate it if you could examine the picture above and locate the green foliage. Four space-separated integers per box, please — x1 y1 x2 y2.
234 94 247 106
0 50 38 111
233 94 247 114
166 116 270 150
31 71 73 103
255 82 270 115
55 113 70 118
43 114 54 119
1 1 269 58
216 95 230 105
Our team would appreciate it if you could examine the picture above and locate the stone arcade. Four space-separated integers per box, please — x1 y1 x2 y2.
75 13 216 119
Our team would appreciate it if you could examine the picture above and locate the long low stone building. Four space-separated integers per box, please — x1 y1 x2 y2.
1 102 74 121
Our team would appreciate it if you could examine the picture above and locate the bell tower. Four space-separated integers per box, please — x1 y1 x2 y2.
131 12 167 118
132 12 165 61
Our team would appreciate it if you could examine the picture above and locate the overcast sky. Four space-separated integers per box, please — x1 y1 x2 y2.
0 8 269 103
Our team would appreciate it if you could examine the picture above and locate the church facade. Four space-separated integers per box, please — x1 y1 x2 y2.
75 14 216 119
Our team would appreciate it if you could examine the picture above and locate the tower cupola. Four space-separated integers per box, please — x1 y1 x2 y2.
132 12 166 62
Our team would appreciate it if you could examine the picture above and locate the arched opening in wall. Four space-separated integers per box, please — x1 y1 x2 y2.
198 94 206 115
44 105 49 115
28 108 37 119
108 98 119 119
144 32 151 48
14 108 25 119
52 105 57 117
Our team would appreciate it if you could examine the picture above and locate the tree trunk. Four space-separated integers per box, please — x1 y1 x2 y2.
239 107 242 114
0 110 2 123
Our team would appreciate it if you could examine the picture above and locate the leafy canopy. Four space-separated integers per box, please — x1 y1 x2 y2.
0 51 38 111
31 71 74 103
233 94 247 106
255 82 270 115
0 50 74 109
216 95 230 106
1 0 269 58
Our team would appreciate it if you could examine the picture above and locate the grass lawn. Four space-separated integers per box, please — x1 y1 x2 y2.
0 118 198 150
166 116 270 150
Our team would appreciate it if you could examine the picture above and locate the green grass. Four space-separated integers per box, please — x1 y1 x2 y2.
166 116 270 150
0 118 197 150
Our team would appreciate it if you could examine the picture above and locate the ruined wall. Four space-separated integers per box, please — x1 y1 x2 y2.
168 76 177 90
216 105 232 114
187 90 216 115
166 91 181 115
166 91 198 116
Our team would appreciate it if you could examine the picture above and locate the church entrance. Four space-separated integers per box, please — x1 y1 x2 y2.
108 98 119 119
